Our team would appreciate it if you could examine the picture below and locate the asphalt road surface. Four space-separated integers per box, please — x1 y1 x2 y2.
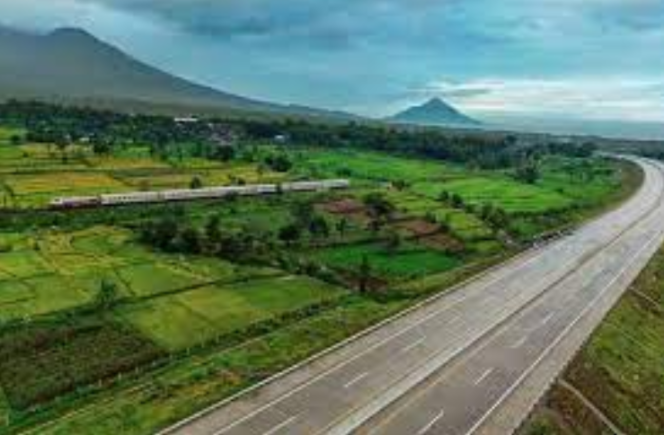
162 157 664 435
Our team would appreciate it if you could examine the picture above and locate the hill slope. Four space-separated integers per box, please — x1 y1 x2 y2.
0 26 355 119
390 98 480 127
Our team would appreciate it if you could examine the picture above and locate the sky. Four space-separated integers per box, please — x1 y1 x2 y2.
2 0 664 132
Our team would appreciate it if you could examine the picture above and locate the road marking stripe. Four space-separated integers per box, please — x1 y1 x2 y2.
466 222 664 435
417 409 445 435
474 368 495 385
510 334 529 349
194 231 595 435
261 416 297 435
334 192 664 435
344 372 370 389
200 161 663 435
540 313 555 327
207 251 550 434
400 338 426 354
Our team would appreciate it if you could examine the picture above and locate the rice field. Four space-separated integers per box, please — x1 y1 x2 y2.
0 141 286 207
312 242 462 281
0 227 340 328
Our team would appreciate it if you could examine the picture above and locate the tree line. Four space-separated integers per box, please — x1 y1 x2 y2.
0 100 596 170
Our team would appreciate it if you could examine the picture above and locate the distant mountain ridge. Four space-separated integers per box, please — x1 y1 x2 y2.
389 98 480 127
0 25 357 120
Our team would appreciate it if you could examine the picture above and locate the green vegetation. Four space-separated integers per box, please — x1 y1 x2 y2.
0 101 639 435
312 242 461 281
0 318 164 410
521 243 664 435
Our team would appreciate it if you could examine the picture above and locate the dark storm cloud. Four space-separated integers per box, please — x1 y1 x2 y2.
2 0 664 120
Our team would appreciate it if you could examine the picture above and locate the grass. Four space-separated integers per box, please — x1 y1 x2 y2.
412 177 573 214
0 227 282 323
292 148 458 183
119 276 346 350
312 242 462 280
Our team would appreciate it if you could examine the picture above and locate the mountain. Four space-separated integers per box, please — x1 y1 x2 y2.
389 98 480 127
0 25 357 120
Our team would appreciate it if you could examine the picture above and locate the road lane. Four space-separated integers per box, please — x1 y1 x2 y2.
361 160 664 435
162 157 664 435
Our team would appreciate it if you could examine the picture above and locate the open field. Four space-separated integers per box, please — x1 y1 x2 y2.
0 141 284 207
312 242 461 281
119 276 347 350
291 148 461 183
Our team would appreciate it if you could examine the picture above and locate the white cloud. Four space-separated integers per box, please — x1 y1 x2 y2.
417 77 664 122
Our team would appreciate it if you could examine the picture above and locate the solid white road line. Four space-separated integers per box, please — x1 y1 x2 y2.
344 372 370 389
474 368 495 386
210 250 550 434
261 416 298 435
466 224 664 435
209 189 657 435
417 409 446 435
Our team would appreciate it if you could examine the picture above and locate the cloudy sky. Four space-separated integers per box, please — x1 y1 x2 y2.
2 0 664 127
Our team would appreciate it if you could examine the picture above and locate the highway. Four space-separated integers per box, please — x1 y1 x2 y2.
162 157 664 435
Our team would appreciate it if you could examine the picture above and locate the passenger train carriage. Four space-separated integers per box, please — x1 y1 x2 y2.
49 179 350 209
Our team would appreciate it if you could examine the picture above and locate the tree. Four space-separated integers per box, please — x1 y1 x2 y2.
385 231 403 255
358 255 372 293
219 232 249 259
514 160 540 184
151 217 179 251
480 204 494 221
487 207 509 231
190 176 204 190
54 134 70 163
308 215 330 241
279 223 302 246
450 194 464 209
212 145 235 162
363 193 395 232
265 154 293 172
179 226 202 253
336 217 349 238
392 179 408 191
204 215 222 247
291 201 315 228
96 278 119 310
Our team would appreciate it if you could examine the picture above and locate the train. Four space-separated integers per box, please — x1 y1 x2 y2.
49 179 350 209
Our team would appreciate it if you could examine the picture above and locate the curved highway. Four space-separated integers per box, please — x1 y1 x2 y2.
161 157 664 435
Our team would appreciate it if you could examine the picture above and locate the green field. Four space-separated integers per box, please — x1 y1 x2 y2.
119 276 346 350
292 148 459 183
0 140 284 207
412 177 573 214
312 242 461 281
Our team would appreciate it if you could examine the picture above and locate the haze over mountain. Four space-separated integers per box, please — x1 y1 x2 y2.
0 25 356 119
389 98 480 127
